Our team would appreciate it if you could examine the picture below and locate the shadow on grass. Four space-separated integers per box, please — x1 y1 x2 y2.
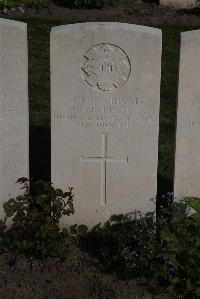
156 174 173 215
157 174 173 197
52 0 72 7
29 126 51 182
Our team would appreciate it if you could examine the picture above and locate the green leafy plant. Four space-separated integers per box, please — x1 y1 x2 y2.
23 0 49 9
0 0 23 8
80 211 159 276
0 0 49 8
157 196 200 296
0 178 75 258
183 196 200 220
80 194 200 297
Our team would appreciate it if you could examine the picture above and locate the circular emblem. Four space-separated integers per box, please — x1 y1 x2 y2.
81 43 131 92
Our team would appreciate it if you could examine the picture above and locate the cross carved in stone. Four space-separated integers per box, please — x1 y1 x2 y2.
80 133 128 206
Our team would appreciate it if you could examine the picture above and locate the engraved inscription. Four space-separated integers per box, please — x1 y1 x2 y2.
54 96 158 129
80 133 128 205
81 43 131 92
188 120 200 127
0 110 24 120
0 86 6 98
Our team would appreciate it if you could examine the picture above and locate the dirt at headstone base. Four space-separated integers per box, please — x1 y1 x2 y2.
0 240 182 299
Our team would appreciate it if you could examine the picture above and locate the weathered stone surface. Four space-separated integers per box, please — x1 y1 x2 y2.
51 22 162 227
0 19 29 217
160 0 197 9
174 30 200 200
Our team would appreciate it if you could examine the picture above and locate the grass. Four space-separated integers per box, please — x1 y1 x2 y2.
4 17 199 194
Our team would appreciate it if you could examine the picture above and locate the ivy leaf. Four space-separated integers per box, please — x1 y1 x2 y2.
69 224 77 235
62 209 71 216
186 279 193 291
77 225 88 235
55 189 63 197
3 202 15 217
160 229 174 242
184 197 200 215
62 228 69 237
50 187 56 199
63 192 71 198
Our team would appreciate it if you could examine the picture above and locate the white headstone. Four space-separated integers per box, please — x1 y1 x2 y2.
160 0 196 9
175 29 200 199
0 19 29 217
51 22 162 227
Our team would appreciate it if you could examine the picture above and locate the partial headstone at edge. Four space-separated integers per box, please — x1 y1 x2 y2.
0 19 29 218
174 29 200 200
51 22 162 228
160 0 197 9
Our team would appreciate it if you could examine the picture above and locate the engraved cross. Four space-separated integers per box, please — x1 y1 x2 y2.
80 133 128 206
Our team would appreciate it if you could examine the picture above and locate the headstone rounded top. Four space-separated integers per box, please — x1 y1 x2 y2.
181 29 200 46
81 43 131 92
0 18 26 30
51 22 161 36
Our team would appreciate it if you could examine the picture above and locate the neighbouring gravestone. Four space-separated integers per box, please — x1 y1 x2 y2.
160 0 197 9
0 19 29 218
51 22 162 227
175 29 200 200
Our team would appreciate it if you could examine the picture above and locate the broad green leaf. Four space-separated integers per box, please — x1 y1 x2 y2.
69 224 77 235
184 197 200 215
160 229 174 242
3 202 15 217
77 224 88 234
186 279 193 291
62 228 69 236
62 192 70 198
55 189 63 196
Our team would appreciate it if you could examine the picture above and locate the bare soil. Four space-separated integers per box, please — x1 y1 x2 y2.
1 0 200 26
0 239 182 299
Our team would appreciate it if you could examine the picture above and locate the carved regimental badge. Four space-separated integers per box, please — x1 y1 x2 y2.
81 43 131 92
